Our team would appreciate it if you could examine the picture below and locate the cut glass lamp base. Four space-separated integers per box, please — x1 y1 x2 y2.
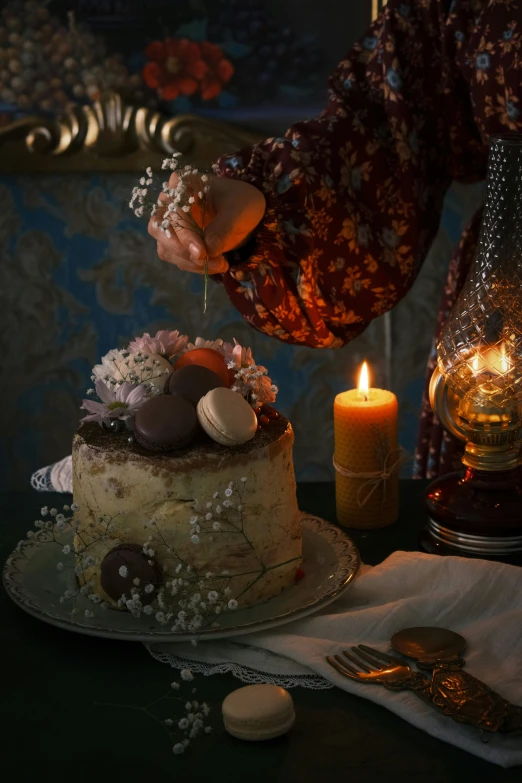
422 466 522 566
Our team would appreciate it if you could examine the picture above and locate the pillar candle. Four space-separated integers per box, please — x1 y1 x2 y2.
334 365 399 529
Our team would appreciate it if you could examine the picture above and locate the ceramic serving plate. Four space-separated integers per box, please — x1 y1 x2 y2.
3 513 360 642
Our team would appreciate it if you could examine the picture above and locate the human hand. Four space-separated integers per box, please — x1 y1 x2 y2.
148 174 266 274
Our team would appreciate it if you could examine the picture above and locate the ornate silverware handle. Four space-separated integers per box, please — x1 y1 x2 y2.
429 661 522 735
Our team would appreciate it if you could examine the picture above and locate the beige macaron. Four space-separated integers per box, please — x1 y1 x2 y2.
197 387 257 446
222 684 295 741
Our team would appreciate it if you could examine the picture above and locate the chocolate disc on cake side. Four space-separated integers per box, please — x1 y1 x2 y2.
134 395 198 451
100 544 162 602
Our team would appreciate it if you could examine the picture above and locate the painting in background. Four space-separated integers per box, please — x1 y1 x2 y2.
0 0 369 131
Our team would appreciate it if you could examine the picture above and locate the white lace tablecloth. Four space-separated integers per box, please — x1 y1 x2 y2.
32 458 522 767
31 456 73 493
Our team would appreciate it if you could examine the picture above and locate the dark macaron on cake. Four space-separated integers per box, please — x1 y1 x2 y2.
166 364 225 407
134 395 199 451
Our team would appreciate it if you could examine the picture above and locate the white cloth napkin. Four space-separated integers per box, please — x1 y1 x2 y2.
149 551 522 767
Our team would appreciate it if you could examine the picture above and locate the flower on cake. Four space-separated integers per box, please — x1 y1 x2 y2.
222 338 255 370
92 348 173 391
183 337 224 354
81 380 149 425
128 329 188 359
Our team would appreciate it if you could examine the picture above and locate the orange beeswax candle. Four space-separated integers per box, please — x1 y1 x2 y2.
333 364 399 529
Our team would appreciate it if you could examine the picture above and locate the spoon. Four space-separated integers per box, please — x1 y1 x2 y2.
391 626 467 667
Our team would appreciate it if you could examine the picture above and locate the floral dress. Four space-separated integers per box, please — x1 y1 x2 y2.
214 0 522 478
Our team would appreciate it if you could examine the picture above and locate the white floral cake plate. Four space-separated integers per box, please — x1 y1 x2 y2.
3 513 360 642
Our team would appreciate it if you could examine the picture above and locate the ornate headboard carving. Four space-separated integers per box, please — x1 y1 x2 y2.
0 92 261 173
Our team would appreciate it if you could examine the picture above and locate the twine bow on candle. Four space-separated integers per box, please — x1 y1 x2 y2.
333 446 406 507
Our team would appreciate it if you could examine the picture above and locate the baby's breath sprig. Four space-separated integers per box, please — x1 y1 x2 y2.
130 155 212 313
95 670 212 756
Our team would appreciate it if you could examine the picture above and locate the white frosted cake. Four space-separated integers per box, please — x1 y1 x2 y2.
72 330 302 629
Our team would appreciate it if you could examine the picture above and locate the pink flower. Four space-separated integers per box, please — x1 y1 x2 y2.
183 336 224 353
128 330 188 358
222 339 255 370
81 380 149 425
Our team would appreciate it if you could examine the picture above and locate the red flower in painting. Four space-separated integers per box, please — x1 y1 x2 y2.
198 41 234 100
143 38 207 101
142 38 234 102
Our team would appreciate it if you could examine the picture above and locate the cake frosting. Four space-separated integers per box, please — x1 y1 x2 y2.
73 413 301 611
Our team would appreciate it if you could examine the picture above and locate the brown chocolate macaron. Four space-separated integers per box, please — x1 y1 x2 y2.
100 543 162 603
134 395 198 451
167 364 225 407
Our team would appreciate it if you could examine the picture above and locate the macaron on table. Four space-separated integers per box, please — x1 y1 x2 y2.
222 684 296 741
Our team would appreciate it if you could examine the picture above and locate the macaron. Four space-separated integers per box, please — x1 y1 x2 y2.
166 364 225 407
197 387 257 446
175 347 231 388
134 395 198 451
222 684 295 741
100 544 162 602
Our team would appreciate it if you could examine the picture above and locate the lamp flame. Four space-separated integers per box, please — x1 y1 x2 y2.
358 361 369 400
470 342 511 377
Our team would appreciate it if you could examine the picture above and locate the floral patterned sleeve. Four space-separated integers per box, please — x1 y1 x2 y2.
213 0 485 348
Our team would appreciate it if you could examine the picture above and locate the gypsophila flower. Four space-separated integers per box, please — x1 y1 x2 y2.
212 521 220 531
50 508 57 517
170 682 180 690
228 599 238 610
173 743 185 755
41 506 49 516
165 718 174 726
180 669 194 682
191 535 200 544
241 477 248 483
143 605 154 615
71 503 79 512
224 487 233 497
56 562 64 571
144 583 155 594
62 545 71 555
118 565 128 578
178 718 189 730
84 610 94 618
207 591 218 603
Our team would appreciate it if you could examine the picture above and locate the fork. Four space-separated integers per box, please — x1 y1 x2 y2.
326 644 432 699
326 644 522 734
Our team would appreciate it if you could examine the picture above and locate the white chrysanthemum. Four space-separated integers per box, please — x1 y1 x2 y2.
92 349 173 390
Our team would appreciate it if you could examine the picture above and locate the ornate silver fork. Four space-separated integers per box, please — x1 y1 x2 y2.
326 644 522 734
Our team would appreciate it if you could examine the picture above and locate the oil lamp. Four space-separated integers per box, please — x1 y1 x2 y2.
423 134 522 561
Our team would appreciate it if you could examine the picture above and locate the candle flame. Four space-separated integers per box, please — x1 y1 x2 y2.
358 361 369 399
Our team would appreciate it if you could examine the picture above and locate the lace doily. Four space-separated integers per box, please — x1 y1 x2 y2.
31 455 73 493
147 641 332 690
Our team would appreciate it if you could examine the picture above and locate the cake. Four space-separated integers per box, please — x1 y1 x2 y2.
72 330 302 629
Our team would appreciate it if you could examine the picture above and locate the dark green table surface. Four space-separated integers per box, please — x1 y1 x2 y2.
1 482 519 782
